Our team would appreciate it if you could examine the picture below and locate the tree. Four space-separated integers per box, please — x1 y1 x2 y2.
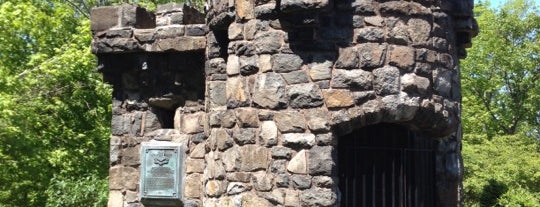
461 0 540 136
462 133 540 206
0 1 111 206
461 1 540 206
0 1 204 206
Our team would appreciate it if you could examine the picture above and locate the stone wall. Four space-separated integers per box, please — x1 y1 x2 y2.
91 1 477 207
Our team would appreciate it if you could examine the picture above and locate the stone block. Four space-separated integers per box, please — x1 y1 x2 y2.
227 182 252 195
232 128 257 145
300 188 337 207
358 43 386 69
389 45 415 70
208 128 233 151
253 73 288 109
236 0 255 20
284 189 300 207
364 16 385 27
226 55 240 75
228 22 244 40
258 54 273 72
119 5 156 29
222 147 240 172
190 143 207 158
401 73 430 95
237 57 261 76
331 69 373 90
272 54 303 73
315 133 335 146
260 121 278 146
241 192 273 207
291 175 311 189
226 77 251 108
356 27 385 42
104 28 133 38
381 93 420 122
335 47 358 69
186 158 205 173
275 173 290 187
308 146 335 176
274 111 306 133
91 6 119 32
121 145 140 166
373 66 400 95
125 190 138 203
185 24 208 36
352 90 377 105
206 58 226 76
259 189 285 205
221 110 237 128
313 176 335 188
287 150 307 174
287 83 324 108
434 68 453 97
271 146 293 159
252 172 274 191
379 1 431 16
322 90 355 108
179 112 204 134
206 180 225 197
303 108 330 133
155 25 185 39
204 151 226 180
270 160 287 174
283 133 316 148
227 172 252 182
185 173 203 198
235 108 259 127
208 81 227 107
109 166 138 190
309 59 332 81
408 18 431 46
282 70 309 84
107 190 123 207
152 37 206 52
239 145 269 171
255 31 283 54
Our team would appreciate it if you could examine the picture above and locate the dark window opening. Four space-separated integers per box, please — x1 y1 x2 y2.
338 124 437 207
213 29 230 60
151 108 175 128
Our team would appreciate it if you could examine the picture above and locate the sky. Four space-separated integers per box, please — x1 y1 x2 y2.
483 0 540 8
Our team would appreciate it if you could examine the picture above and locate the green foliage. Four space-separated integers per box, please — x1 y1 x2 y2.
0 0 207 206
0 1 111 206
45 175 108 207
462 0 540 135
479 179 508 207
462 133 540 206
462 2 540 205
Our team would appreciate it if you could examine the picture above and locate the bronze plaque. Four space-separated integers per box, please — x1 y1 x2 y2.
140 143 183 206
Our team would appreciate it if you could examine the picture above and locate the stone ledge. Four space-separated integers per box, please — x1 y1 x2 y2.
92 27 208 53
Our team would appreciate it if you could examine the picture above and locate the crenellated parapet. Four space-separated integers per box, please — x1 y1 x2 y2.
91 3 207 53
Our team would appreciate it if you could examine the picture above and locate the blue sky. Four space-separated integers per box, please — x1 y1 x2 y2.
482 0 540 7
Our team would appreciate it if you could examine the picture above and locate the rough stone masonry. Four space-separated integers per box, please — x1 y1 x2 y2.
91 0 477 206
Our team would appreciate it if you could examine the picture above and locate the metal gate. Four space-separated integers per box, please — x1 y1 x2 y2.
338 124 436 207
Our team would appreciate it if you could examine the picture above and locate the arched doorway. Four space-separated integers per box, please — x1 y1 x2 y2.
338 124 437 207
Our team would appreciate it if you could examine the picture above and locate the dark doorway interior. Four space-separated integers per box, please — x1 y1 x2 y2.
338 124 437 207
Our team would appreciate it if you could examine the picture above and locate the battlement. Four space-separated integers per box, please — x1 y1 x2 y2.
91 3 207 53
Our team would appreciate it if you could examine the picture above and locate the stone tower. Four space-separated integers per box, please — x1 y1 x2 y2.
91 0 477 206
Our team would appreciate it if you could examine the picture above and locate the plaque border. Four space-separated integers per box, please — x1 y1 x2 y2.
140 142 184 206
